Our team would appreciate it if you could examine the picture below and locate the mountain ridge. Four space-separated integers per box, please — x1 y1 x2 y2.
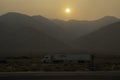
0 12 69 57
73 21 120 54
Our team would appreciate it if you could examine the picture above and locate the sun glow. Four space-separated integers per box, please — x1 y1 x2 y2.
65 8 71 13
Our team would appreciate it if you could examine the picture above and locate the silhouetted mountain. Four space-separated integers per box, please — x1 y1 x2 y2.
32 15 65 40
53 16 120 43
73 22 120 54
0 12 65 40
0 12 69 56
0 12 120 56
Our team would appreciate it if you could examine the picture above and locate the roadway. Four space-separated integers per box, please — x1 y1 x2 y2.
0 71 120 80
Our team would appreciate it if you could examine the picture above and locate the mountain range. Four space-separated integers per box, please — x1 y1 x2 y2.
73 22 120 54
53 16 120 43
0 12 120 56
0 12 68 56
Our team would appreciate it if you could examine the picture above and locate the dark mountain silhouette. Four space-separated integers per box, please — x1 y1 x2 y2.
0 12 69 56
32 15 65 40
53 16 120 43
0 12 65 40
0 12 120 56
73 22 120 54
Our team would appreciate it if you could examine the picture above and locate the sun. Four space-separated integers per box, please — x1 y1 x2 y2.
65 8 71 13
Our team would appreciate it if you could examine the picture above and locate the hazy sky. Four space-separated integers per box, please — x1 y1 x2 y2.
0 0 120 20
